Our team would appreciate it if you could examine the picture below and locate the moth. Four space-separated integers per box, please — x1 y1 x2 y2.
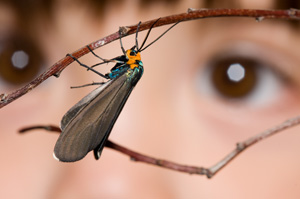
54 19 179 162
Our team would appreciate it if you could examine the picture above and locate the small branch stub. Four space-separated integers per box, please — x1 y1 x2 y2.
0 93 7 102
119 26 130 36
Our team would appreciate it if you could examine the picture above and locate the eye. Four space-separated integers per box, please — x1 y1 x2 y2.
197 54 283 106
130 51 136 56
0 34 45 87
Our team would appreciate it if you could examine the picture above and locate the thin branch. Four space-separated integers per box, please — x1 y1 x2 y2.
1 8 300 108
208 115 300 177
19 115 300 178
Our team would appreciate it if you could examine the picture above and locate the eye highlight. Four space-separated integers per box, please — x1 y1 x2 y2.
0 34 44 86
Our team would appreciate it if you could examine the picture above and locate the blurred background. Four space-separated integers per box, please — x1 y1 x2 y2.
1 0 300 198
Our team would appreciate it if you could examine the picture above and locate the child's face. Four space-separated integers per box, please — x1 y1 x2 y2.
1 0 300 198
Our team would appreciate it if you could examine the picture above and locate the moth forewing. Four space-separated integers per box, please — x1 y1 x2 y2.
60 80 112 129
54 72 139 162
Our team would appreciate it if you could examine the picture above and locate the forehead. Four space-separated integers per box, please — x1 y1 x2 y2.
203 0 298 9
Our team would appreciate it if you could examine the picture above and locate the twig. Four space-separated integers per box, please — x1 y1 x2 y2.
208 116 300 177
1 8 300 108
19 115 300 178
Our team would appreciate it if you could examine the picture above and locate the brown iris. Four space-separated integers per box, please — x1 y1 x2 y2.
0 34 44 86
210 57 258 99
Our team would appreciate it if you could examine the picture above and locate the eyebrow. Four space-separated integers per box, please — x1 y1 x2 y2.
202 0 299 27
275 0 300 28
203 0 300 10
274 0 300 10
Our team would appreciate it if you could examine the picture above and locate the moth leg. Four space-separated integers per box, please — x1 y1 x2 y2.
70 81 106 89
87 46 120 69
67 54 109 79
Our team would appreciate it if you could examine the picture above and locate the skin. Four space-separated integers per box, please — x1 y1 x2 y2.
1 0 300 198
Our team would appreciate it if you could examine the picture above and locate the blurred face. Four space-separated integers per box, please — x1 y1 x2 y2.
1 0 300 198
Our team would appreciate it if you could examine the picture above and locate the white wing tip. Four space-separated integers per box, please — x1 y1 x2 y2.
53 152 61 162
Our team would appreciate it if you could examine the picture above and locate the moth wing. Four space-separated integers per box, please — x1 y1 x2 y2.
54 73 135 162
60 81 111 130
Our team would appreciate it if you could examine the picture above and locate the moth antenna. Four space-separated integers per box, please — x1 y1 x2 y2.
138 18 161 52
140 21 180 52
135 21 142 51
